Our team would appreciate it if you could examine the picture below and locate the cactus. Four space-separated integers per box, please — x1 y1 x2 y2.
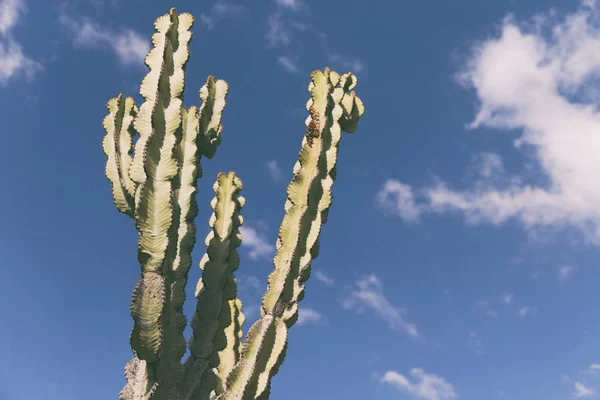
102 8 365 400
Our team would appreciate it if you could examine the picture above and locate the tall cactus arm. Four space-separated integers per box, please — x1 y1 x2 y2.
262 68 365 323
181 172 245 400
216 68 365 400
125 8 194 399
172 77 230 388
102 94 138 218
197 76 228 159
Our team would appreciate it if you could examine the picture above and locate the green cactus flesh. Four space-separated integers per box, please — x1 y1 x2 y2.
102 8 364 400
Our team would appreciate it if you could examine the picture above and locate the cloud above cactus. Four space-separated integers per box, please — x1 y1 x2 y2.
376 0 600 242
380 368 458 400
265 0 364 74
199 0 246 30
58 10 149 67
342 274 419 337
276 55 300 74
0 0 42 85
239 225 275 260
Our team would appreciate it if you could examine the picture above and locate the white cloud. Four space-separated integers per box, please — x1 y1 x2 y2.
376 180 421 223
0 0 41 85
275 0 304 12
276 55 299 73
574 381 596 398
342 274 419 337
328 53 365 74
474 152 504 179
559 265 576 280
265 3 363 75
517 305 536 318
0 0 22 34
381 368 458 400
266 160 283 181
377 1 600 242
314 269 335 286
199 1 246 30
266 12 293 47
58 11 149 67
590 364 600 373
501 293 515 304
297 307 326 326
239 226 275 260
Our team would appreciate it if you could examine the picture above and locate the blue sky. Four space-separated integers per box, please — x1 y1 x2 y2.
3 0 600 399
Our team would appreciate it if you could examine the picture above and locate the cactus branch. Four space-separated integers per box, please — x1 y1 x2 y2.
102 94 138 218
215 68 365 400
182 171 245 400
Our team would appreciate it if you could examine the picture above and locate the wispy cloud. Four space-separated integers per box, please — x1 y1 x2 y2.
342 274 419 337
589 364 600 374
239 225 275 260
328 53 365 74
0 0 41 85
376 0 600 242
265 1 364 75
297 307 327 326
314 269 335 286
381 368 458 400
266 160 283 182
276 55 299 73
275 0 304 12
375 180 422 223
476 294 535 319
266 11 297 48
517 305 536 318
58 11 149 67
574 381 596 398
559 265 576 280
501 293 515 305
199 0 246 30
0 0 21 34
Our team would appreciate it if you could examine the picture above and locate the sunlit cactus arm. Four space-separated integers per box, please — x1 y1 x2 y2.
171 77 230 387
120 357 148 400
181 172 245 400
216 68 365 400
197 76 228 159
213 283 245 395
124 8 194 399
216 314 287 400
262 68 365 324
102 94 138 218
277 72 366 326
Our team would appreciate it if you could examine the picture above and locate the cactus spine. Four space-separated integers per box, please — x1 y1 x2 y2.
102 8 364 400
